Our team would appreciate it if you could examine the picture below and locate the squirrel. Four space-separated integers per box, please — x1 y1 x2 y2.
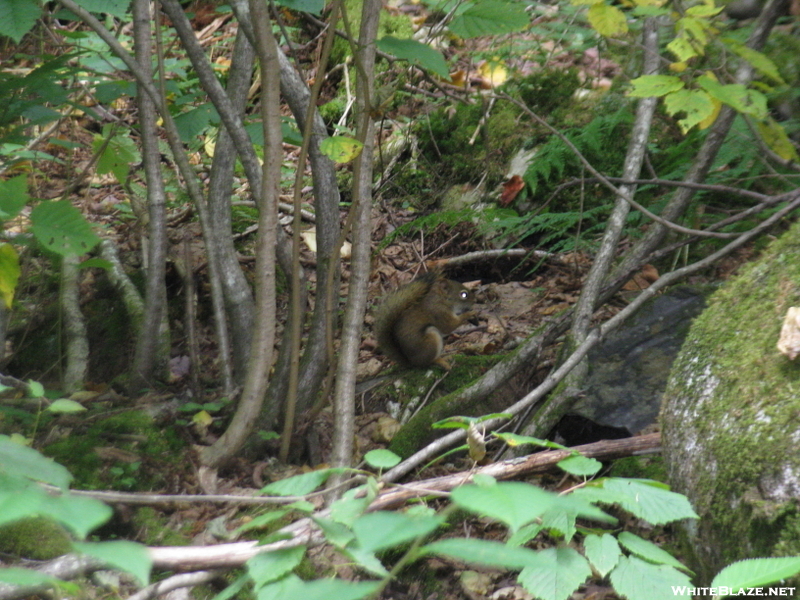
374 271 476 370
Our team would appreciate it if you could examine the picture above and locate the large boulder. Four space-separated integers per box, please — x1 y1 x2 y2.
661 221 800 583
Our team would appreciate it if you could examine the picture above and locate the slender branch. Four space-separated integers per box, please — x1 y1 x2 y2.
329 0 381 485
131 0 170 388
59 255 88 393
198 0 282 469
125 571 223 600
279 0 344 462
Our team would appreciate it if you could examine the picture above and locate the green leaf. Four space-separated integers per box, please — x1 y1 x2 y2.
710 556 800 591
274 0 324 15
0 243 20 309
609 556 692 600
234 510 288 534
518 547 592 600
421 538 545 569
0 567 60 587
628 75 684 98
78 257 113 270
210 573 250 600
697 76 768 119
30 200 100 256
319 136 363 163
507 522 543 547
255 574 379 600
617 531 693 573
260 468 347 496
0 474 46 525
95 128 140 184
0 435 72 488
587 3 628 37
451 481 557 533
329 491 371 527
663 88 715 134
351 511 443 553
173 102 218 142
685 2 723 16
363 448 401 469
723 40 784 84
0 0 41 43
449 0 530 39
43 493 113 539
247 546 306 588
667 36 699 62
27 380 45 397
677 16 709 47
73 541 151 585
757 117 800 162
313 516 355 548
0 174 28 220
342 546 390 577
573 479 698 525
496 432 567 450
377 36 449 79
583 533 620 577
539 493 615 543
46 398 88 414
74 0 131 18
557 454 602 477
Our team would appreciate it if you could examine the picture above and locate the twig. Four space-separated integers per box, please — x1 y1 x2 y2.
125 570 223 600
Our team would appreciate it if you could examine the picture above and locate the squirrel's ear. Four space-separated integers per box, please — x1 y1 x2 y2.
432 277 449 293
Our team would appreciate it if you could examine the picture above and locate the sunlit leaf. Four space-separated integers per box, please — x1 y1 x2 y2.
628 75 684 98
0 243 20 308
757 117 800 162
587 3 628 37
46 398 87 414
319 136 363 163
663 88 715 134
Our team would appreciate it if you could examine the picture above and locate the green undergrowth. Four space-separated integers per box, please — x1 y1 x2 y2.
44 410 184 491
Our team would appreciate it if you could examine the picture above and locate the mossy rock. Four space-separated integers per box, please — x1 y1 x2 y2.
0 517 73 560
661 219 800 583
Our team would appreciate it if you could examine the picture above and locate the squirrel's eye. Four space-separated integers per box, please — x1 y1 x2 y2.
461 291 469 299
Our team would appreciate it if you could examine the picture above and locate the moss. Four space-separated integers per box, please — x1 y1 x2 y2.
608 456 668 482
387 354 504 458
416 98 525 195
0 517 73 560
662 218 800 581
132 507 193 547
44 410 185 490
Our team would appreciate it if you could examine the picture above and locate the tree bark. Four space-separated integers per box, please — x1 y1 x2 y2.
329 0 380 477
60 254 88 393
198 0 282 470
205 28 257 381
130 0 169 389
